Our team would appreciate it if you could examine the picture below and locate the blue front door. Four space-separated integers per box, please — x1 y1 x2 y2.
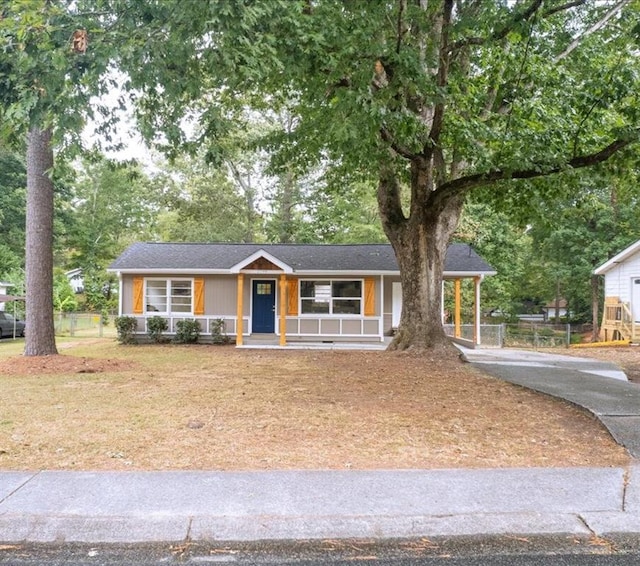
252 280 276 333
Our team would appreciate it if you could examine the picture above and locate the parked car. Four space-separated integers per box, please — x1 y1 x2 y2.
0 311 25 338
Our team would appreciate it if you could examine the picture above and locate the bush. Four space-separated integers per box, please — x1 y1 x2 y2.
211 318 230 345
173 319 201 344
147 315 169 343
115 316 138 344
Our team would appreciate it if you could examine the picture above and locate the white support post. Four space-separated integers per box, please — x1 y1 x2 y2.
474 276 482 346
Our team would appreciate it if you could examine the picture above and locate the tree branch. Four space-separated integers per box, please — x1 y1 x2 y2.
378 161 407 234
553 0 631 63
450 0 597 53
543 0 587 18
435 135 638 198
426 0 453 149
396 0 406 55
450 0 543 52
380 126 420 160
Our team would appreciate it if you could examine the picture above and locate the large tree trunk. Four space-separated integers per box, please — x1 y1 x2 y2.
379 159 465 354
25 127 58 356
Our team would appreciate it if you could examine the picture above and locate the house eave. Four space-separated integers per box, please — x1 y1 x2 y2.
106 268 233 275
594 240 640 275
443 270 497 278
107 268 496 278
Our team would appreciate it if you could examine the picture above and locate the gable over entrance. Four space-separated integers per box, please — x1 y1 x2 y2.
230 249 292 273
245 257 282 271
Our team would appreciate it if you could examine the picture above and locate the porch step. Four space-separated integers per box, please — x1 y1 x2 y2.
243 334 279 345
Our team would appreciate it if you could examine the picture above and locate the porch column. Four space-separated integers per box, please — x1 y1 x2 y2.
236 273 244 346
454 278 462 339
279 274 287 347
117 272 123 316
474 276 481 346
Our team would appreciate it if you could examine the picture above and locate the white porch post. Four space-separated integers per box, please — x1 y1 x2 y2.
117 271 123 315
236 273 244 346
279 274 287 347
474 276 482 346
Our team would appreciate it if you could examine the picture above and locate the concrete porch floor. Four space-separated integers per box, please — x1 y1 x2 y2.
237 336 392 350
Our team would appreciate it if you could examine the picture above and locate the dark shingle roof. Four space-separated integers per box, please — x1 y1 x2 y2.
108 242 495 275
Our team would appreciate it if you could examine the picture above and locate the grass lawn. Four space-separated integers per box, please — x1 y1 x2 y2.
0 337 630 471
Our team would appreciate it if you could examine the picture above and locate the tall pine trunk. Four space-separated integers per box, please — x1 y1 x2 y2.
25 127 58 356
378 159 465 353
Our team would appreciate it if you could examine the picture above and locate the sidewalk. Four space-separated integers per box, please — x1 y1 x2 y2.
1 466 639 543
1 346 639 544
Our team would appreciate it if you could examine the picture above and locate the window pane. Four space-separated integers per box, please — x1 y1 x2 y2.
257 283 272 295
301 299 330 314
300 280 318 298
171 298 191 312
170 280 192 313
333 281 362 298
172 281 191 296
333 299 361 315
301 281 331 302
146 280 167 312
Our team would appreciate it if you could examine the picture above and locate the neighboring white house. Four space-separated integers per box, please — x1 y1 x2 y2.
541 299 569 322
65 268 85 294
594 239 640 342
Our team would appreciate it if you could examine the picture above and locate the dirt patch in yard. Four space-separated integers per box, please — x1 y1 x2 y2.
0 340 631 471
0 354 136 376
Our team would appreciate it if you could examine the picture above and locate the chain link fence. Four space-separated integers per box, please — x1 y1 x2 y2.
445 323 579 348
54 313 117 338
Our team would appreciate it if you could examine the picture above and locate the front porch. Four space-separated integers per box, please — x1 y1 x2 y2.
234 272 487 348
600 297 640 342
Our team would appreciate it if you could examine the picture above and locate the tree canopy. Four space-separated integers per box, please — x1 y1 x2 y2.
108 0 640 351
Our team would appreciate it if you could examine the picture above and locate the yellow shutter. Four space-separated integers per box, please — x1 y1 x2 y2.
194 277 205 315
287 279 299 316
364 277 375 316
133 277 143 314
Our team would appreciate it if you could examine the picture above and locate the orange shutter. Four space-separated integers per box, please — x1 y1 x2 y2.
194 278 205 315
133 277 144 314
364 278 375 316
287 279 299 316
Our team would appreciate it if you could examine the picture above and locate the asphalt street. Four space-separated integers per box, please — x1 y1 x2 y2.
4 536 640 565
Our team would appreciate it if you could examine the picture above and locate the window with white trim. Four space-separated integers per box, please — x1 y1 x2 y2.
145 279 193 314
300 280 362 315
